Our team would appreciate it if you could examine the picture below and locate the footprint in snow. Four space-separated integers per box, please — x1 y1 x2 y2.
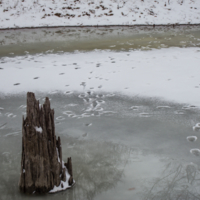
190 149 200 156
106 93 115 97
139 113 151 117
5 113 16 118
82 133 88 137
0 123 7 129
56 116 65 121
65 91 73 95
156 106 171 109
174 110 184 115
182 105 197 110
85 123 92 127
129 106 139 110
187 136 197 142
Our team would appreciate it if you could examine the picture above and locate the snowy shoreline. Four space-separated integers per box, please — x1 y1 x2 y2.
0 0 200 29
0 23 200 31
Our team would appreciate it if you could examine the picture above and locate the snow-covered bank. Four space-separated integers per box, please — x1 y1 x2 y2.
0 48 200 106
0 0 200 29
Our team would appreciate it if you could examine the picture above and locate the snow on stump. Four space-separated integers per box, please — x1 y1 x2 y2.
19 92 74 194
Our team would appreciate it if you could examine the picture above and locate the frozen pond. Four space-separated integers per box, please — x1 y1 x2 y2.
0 26 200 200
1 93 200 200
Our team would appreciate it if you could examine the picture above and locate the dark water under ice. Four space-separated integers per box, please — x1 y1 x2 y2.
1 92 200 200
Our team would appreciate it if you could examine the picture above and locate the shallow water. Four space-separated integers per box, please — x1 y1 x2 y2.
0 25 200 57
1 93 200 200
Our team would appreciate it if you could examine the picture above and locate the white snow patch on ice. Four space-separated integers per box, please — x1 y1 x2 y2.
35 126 42 133
49 164 74 193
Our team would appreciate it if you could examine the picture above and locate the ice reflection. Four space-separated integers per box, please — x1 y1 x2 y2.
0 131 131 200
1 93 200 199
62 139 131 200
144 162 200 200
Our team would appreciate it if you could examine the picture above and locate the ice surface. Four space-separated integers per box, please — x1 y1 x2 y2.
1 93 200 199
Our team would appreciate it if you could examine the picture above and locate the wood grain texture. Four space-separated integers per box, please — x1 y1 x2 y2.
19 92 73 194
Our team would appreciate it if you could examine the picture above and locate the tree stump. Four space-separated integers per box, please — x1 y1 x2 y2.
19 92 74 194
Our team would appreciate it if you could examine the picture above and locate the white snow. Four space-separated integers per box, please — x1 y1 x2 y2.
0 48 200 106
0 0 200 29
49 164 74 193
35 126 42 133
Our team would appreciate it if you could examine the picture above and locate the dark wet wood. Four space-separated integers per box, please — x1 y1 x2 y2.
19 92 73 194
65 157 73 185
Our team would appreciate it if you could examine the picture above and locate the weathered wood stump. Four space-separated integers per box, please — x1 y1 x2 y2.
19 92 74 194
